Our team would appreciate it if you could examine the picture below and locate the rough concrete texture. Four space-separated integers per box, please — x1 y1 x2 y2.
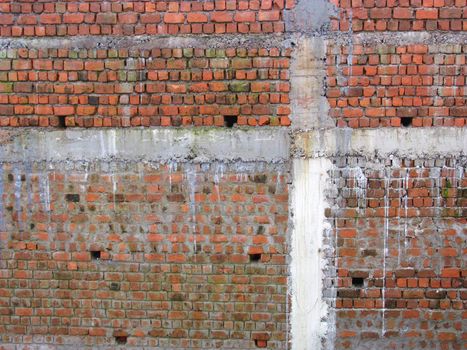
290 158 332 350
0 35 291 50
0 0 466 349
337 31 467 46
284 0 337 34
0 128 289 164
292 127 467 159
290 37 334 130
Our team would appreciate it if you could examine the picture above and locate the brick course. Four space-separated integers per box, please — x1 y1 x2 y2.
0 162 289 348
0 48 291 127
0 0 294 37
0 0 465 348
327 43 467 128
325 157 466 348
332 0 467 32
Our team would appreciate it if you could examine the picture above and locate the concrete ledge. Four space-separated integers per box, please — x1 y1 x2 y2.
0 34 290 50
0 128 290 164
343 31 467 46
292 127 467 159
1 32 464 50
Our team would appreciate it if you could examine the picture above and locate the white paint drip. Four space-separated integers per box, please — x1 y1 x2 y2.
0 164 4 233
455 166 464 217
352 167 367 212
291 158 332 350
382 174 389 337
38 167 51 241
25 163 32 226
404 171 409 254
213 163 225 203
432 167 441 217
13 167 23 235
168 161 178 190
396 176 401 266
185 164 197 255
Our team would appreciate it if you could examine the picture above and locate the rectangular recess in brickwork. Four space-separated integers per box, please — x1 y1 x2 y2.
326 43 467 128
0 0 295 37
325 157 466 348
0 162 289 348
0 47 291 127
331 0 467 32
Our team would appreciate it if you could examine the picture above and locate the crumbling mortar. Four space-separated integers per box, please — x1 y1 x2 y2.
1 30 465 51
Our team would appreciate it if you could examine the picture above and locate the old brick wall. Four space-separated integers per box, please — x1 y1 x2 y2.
0 0 465 349
0 0 292 36
327 157 465 349
0 160 289 348
0 47 291 127
327 43 466 128
0 1 295 345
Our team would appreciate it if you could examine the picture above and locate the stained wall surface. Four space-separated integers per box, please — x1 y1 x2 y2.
0 0 465 349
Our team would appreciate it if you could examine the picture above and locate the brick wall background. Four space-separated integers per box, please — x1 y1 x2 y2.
332 0 466 32
327 43 466 128
0 0 293 36
0 48 290 127
0 162 289 348
0 0 465 348
325 157 465 348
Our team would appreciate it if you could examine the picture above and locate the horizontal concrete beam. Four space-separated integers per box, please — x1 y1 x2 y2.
0 34 291 50
292 127 467 159
1 31 464 51
0 128 290 164
1 127 464 164
343 31 467 46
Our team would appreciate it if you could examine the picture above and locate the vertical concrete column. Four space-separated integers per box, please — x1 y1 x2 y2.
290 37 333 130
290 158 332 350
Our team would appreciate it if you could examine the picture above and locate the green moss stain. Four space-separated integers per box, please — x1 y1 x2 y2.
229 81 250 92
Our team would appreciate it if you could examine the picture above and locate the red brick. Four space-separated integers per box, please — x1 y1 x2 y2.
63 14 84 24
40 14 61 24
0 14 14 25
416 9 438 19
187 13 208 23
211 12 234 22
54 106 75 116
258 11 280 21
96 13 117 24
164 13 185 24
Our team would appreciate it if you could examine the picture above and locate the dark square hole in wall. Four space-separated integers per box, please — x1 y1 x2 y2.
65 194 80 202
58 116 66 128
352 277 364 287
224 115 237 128
110 282 120 291
90 250 101 260
249 253 261 262
401 117 413 127
115 336 127 344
